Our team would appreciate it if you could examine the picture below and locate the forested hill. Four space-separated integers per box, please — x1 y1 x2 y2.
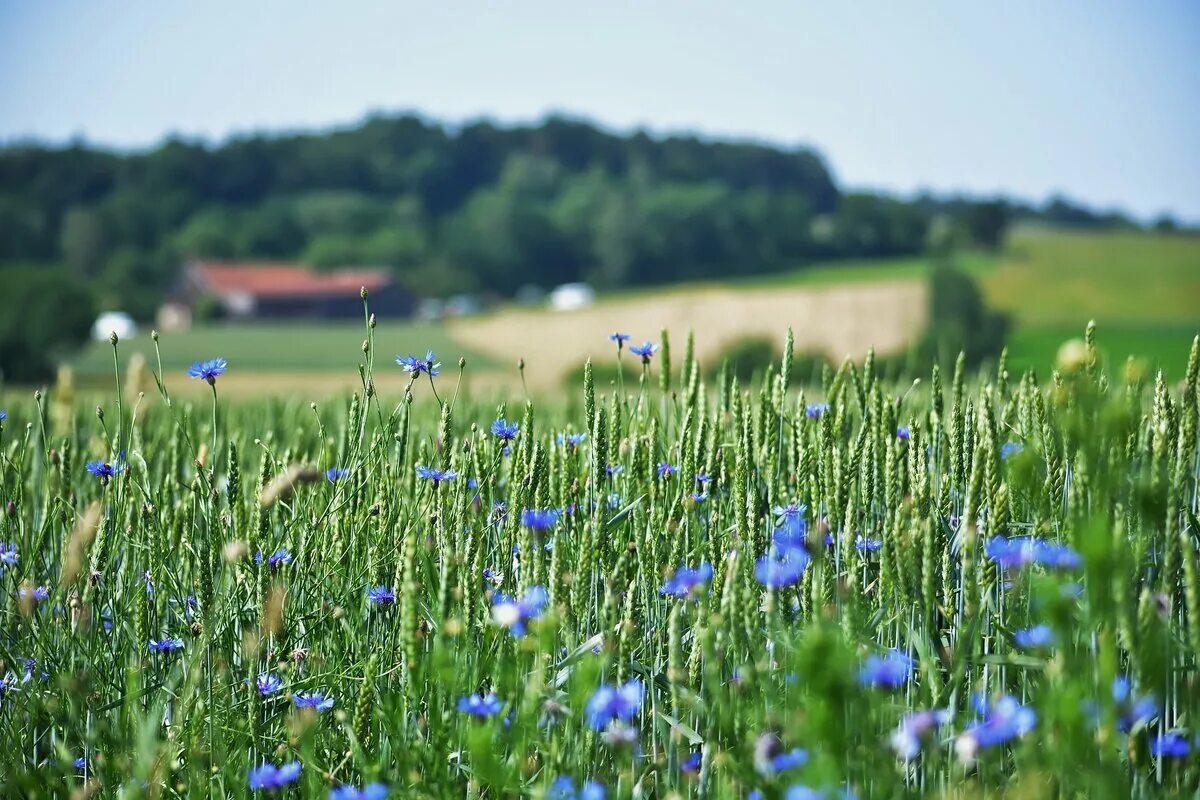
0 113 1140 318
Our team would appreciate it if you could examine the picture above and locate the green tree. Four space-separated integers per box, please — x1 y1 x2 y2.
0 267 95 382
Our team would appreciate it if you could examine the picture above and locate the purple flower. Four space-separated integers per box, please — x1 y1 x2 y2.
1000 442 1024 460
629 342 658 362
0 543 20 571
256 673 283 696
84 460 125 482
955 695 1036 762
416 465 457 485
772 504 808 546
896 426 911 441
491 419 519 441
367 585 396 606
491 585 548 636
326 467 348 482
256 548 292 570
18 585 49 603
986 536 1081 571
585 679 644 729
248 761 301 791
188 357 228 384
1111 677 1157 733
859 650 913 689
1151 732 1191 758
294 691 335 712
457 692 504 718
890 709 952 760
656 462 678 478
854 535 883 552
754 546 810 588
681 752 701 774
521 508 561 531
608 333 631 345
558 432 587 447
1014 624 1055 649
396 351 440 378
660 563 714 598
548 777 606 800
330 783 389 800
147 637 185 654
805 403 829 419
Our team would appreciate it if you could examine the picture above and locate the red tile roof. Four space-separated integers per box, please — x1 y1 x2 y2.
189 261 393 299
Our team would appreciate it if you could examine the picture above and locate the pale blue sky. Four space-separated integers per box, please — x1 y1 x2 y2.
1 1 1197 220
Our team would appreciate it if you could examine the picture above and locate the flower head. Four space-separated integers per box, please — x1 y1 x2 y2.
396 351 440 378
608 332 631 345
330 784 389 800
859 650 913 689
548 777 606 800
656 462 678 479
629 341 658 361
805 403 829 419
294 691 335 712
1014 624 1055 650
660 563 714 599
521 508 561 531
559 432 587 447
986 536 1081 571
326 467 348 482
491 585 548 636
457 692 504 718
1000 442 1024 460
1151 732 1191 758
0 542 18 571
147 637 185 654
491 419 520 441
188 357 228 384
85 460 126 482
256 548 292 570
416 465 457 485
854 535 883 552
248 761 301 791
367 585 396 606
256 673 283 696
1110 677 1157 733
585 679 644 730
955 695 1036 763
896 426 911 441
890 709 952 760
755 545 810 588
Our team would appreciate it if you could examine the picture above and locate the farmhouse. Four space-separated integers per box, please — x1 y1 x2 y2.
158 260 413 329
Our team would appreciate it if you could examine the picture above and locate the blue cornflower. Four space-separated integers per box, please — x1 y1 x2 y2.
256 673 283 696
84 459 125 482
585 679 644 730
0 542 18 571
1110 677 1157 732
491 585 548 636
629 341 658 362
772 504 808 546
656 462 678 478
74 756 87 770
854 535 883 552
188 357 228 384
986 536 1081 571
294 691 335 712
416 465 457 485
896 426 911 441
605 464 624 477
330 783 389 800
691 492 709 503
367 585 396 606
482 567 503 587
1014 624 1055 649
256 548 292 570
559 432 587 447
660 563 714 599
694 472 711 485
859 650 913 689
0 411 7 423
1032 540 1082 570
491 419 520 441
1151 732 1191 758
890 709 953 760
248 761 302 791
18 585 49 603
754 546 810 588
521 508 561 531
396 351 440 378
326 467 348 482
548 777 606 800
770 748 809 773
608 332 631 345
457 692 504 718
681 752 701 774
147 637 185 654
805 403 829 419
1000 442 1024 460
955 695 1036 762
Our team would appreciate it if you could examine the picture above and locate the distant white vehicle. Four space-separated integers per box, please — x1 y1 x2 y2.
92 311 138 342
549 282 595 312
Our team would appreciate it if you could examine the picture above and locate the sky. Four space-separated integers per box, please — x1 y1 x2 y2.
1 1 1197 221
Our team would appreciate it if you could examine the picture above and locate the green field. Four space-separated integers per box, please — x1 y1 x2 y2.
70 321 493 381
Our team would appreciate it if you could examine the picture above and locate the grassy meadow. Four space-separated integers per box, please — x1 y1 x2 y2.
1 302 1199 797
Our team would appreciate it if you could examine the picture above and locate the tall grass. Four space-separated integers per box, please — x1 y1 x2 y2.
1 302 1198 799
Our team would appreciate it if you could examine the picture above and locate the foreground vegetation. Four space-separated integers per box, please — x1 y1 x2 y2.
2 309 1199 798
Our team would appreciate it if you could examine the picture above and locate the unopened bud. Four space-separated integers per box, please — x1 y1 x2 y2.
109 331 119 346
360 286 369 299
95 405 104 420
151 330 159 342
368 313 377 329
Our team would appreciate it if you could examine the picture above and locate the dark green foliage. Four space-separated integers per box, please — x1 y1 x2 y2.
0 266 95 381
